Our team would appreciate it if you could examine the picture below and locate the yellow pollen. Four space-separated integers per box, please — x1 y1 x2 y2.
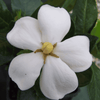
34 42 59 64
42 42 53 54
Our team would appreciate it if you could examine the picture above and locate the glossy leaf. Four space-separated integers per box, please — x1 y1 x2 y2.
91 45 100 59
11 0 41 16
0 1 15 66
86 34 98 52
17 88 36 100
62 88 79 100
97 41 100 51
31 6 41 19
72 86 89 100
86 20 100 58
91 20 100 40
96 41 100 58
0 53 13 66
76 68 92 87
87 63 100 100
44 0 66 7
17 49 32 55
14 10 22 21
71 0 97 34
62 0 77 12
0 0 13 31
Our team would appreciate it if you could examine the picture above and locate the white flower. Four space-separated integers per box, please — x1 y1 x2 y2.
7 4 92 100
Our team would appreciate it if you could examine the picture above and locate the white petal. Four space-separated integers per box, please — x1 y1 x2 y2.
40 56 78 99
7 16 42 51
38 4 71 44
9 52 44 90
54 36 92 72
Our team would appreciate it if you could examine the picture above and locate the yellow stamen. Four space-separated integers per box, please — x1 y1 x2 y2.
41 42 44 45
53 43 57 48
34 42 59 64
50 52 59 58
34 49 42 53
42 42 53 54
43 54 48 64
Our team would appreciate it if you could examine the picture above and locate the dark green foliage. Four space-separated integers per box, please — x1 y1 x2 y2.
63 0 77 12
87 63 100 100
76 68 92 87
71 0 97 34
11 0 41 16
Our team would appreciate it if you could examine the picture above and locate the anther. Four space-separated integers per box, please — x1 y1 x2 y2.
42 42 53 54
34 49 42 53
50 52 59 58
53 43 57 48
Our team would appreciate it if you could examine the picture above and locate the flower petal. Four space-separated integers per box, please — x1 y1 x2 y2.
54 36 92 72
38 4 71 44
40 56 78 99
7 16 42 51
9 52 44 90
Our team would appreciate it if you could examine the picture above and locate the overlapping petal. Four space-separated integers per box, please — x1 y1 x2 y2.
40 56 78 99
7 16 42 51
7 4 93 100
9 52 44 90
38 4 71 44
54 36 92 72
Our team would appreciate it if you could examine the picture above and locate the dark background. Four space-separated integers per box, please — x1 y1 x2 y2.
3 0 48 11
0 1 47 100
0 1 48 100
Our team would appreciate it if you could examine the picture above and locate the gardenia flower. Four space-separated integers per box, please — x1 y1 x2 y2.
7 4 92 100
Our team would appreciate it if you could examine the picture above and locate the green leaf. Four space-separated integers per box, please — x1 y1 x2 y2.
17 88 36 100
31 6 41 19
76 68 92 87
44 0 66 7
86 34 98 52
87 34 99 58
72 86 89 100
0 0 13 31
11 0 41 16
87 63 100 100
62 0 77 12
62 89 79 99
96 41 100 58
91 20 100 40
0 54 13 66
71 0 97 34
97 41 100 51
17 49 32 55
14 10 22 21
91 45 100 59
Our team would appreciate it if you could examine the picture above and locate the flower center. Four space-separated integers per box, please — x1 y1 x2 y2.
42 42 53 54
34 42 59 64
